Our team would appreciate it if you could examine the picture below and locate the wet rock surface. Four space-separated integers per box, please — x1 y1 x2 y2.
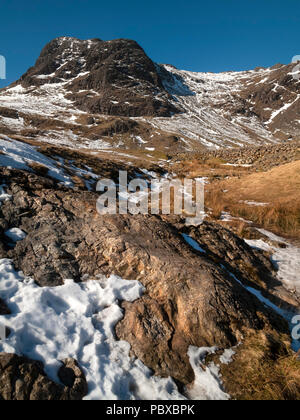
0 353 87 400
0 167 291 387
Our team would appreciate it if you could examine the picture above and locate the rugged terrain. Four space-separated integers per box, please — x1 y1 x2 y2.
0 36 300 158
0 36 299 400
0 161 299 399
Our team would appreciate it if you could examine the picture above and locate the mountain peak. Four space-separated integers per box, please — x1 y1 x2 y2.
16 36 178 117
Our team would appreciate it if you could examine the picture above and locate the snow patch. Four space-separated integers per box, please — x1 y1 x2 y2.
0 185 12 206
222 232 300 353
0 137 73 187
185 347 230 400
246 229 300 298
0 259 184 400
219 348 236 365
182 234 206 254
242 200 269 207
5 228 27 242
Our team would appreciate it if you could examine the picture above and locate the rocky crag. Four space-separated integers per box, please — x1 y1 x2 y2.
0 36 299 400
0 165 298 398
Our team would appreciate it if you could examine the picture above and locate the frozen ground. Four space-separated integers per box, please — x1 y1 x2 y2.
244 229 300 352
0 190 298 399
0 136 73 186
0 259 231 400
246 229 300 297
0 136 103 190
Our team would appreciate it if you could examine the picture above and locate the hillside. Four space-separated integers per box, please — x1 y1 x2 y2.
0 36 299 401
0 36 300 158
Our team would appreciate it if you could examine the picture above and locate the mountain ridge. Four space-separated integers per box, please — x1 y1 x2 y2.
0 36 300 153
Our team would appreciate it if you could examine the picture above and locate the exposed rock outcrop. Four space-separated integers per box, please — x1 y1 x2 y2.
16 37 179 118
0 167 291 386
0 353 87 400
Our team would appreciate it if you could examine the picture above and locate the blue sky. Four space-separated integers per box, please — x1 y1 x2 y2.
0 0 300 88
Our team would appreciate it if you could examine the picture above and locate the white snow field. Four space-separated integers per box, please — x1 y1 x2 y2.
0 259 230 400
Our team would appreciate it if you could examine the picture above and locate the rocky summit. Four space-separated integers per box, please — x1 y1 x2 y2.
17 37 179 118
0 35 299 401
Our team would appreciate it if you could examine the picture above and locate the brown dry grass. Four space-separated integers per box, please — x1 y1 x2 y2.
27 161 49 177
206 160 300 238
174 157 253 180
218 331 300 400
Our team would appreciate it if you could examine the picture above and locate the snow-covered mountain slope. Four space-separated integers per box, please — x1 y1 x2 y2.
151 65 299 148
0 36 299 152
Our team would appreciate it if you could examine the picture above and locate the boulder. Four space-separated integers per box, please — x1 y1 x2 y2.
0 353 87 400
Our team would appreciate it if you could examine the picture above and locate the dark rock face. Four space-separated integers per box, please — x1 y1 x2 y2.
0 167 290 386
0 107 19 120
0 299 10 316
239 64 300 133
183 222 277 287
18 37 179 117
58 358 88 400
0 354 87 400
